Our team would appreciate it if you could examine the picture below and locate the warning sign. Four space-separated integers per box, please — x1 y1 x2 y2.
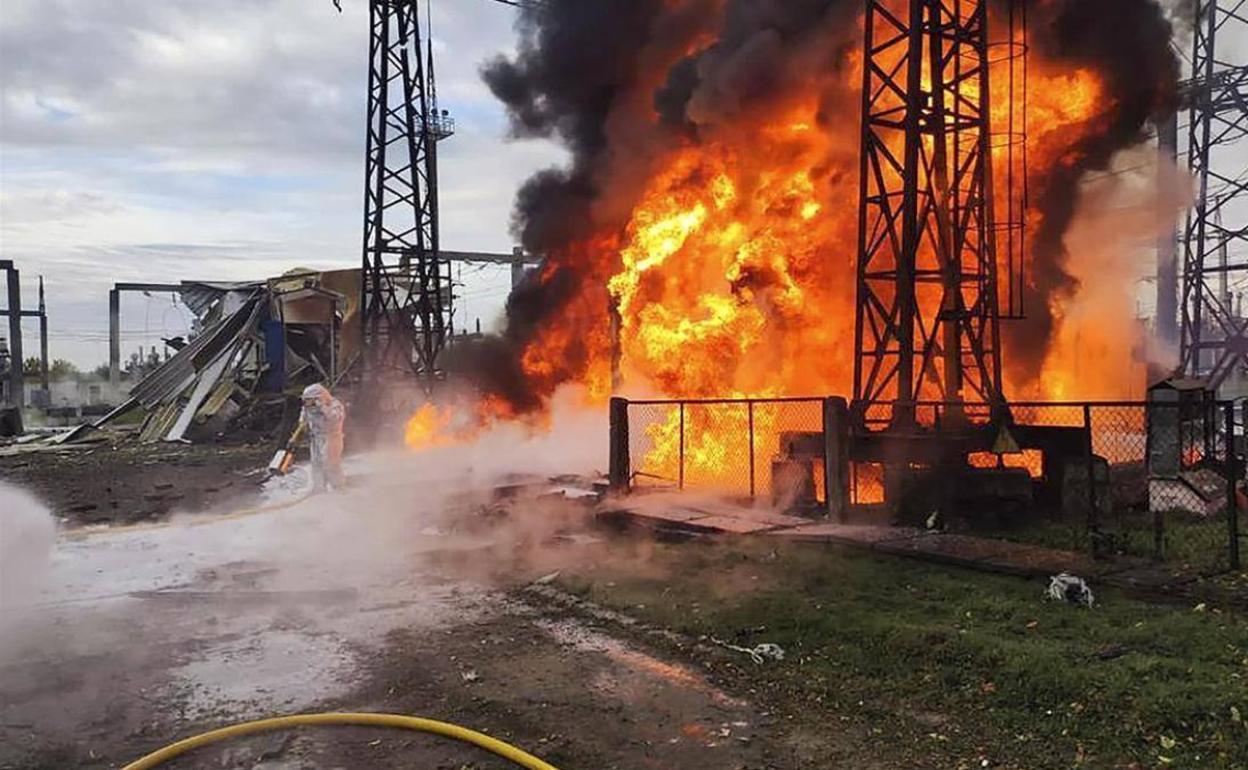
992 425 1022 455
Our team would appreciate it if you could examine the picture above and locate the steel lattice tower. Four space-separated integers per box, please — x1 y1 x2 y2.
360 0 454 385
1179 0 1248 389
853 0 1006 428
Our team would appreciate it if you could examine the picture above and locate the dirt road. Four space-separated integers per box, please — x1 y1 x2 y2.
0 466 800 769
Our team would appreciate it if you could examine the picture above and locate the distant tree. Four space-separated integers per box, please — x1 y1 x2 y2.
50 359 79 379
93 363 111 380
24 357 80 380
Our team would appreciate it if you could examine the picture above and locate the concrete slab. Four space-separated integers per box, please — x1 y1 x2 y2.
771 523 1103 578
604 502 709 524
606 493 1118 585
737 511 812 528
687 504 809 529
769 523 924 545
687 515 785 534
974 541 1098 576
602 492 810 533
873 533 1016 563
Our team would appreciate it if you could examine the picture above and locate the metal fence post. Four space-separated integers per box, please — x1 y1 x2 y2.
1227 402 1242 571
608 397 630 494
1083 403 1100 555
678 402 686 491
1149 401 1165 562
1154 403 1166 562
748 401 756 498
823 396 850 521
1153 403 1165 562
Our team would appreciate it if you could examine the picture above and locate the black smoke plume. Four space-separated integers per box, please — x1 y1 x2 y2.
1004 0 1177 384
464 0 1178 410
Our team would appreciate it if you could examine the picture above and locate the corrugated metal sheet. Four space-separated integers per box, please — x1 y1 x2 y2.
197 376 237 421
63 275 343 444
139 401 182 443
165 349 235 441
128 295 262 409
181 281 264 318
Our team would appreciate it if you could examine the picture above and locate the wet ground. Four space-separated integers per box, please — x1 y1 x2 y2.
0 456 791 769
0 440 273 527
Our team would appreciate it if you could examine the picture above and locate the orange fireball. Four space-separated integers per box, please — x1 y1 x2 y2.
404 404 455 451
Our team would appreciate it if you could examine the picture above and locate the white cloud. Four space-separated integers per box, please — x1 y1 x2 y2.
0 0 566 366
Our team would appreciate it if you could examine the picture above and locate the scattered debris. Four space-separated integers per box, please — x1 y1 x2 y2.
532 571 562 586
709 637 786 665
53 271 356 448
1094 643 1128 661
1045 573 1095 607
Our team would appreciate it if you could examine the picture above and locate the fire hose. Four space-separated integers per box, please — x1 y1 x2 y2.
64 491 316 540
121 712 562 770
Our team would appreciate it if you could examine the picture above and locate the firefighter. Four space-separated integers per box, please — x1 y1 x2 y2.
300 383 346 492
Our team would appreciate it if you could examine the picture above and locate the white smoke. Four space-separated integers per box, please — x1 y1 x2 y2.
1030 144 1193 399
171 384 615 591
0 482 57 612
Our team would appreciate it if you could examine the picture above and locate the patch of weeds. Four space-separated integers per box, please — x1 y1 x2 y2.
565 540 1248 769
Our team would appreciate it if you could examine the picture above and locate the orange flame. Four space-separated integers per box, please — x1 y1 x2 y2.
491 8 1152 501
520 63 1120 410
403 394 556 452
404 403 455 450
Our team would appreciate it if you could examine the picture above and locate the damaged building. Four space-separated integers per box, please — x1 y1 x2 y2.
68 269 361 445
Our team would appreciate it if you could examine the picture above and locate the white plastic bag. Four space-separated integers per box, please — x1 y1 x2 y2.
1045 573 1094 607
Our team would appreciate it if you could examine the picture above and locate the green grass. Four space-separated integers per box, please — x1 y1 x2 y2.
970 510 1236 575
970 516 1088 552
1158 517 1238 574
560 541 1248 769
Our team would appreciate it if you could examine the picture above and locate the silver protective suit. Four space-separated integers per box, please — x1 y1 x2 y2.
300 384 345 491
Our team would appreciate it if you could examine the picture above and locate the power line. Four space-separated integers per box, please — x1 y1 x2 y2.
482 0 545 9
333 0 544 12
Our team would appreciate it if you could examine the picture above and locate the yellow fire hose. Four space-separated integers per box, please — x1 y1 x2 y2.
121 712 562 770
63 491 316 540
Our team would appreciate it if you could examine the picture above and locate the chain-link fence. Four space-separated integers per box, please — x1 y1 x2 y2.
954 402 1088 552
622 398 826 509
610 396 1242 573
1086 400 1239 574
938 400 1240 574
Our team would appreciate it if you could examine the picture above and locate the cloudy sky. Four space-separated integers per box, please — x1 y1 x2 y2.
0 0 563 368
3 1 1245 370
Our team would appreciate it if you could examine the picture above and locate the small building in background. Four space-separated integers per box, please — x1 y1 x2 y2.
25 374 133 426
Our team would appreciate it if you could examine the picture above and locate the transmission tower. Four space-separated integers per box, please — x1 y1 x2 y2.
1179 0 1248 390
359 0 455 386
853 0 1007 428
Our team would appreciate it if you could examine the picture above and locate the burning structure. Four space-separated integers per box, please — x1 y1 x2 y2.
411 0 1180 513
467 0 1175 413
